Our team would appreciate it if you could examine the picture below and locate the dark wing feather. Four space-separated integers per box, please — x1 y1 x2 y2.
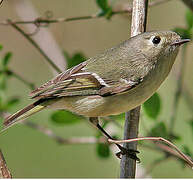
30 62 88 98
30 61 140 99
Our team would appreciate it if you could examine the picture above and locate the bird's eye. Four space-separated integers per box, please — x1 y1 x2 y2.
152 36 161 44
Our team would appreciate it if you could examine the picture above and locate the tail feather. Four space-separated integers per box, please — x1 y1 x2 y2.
2 100 45 133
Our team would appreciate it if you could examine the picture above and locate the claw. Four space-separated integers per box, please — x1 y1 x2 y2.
115 147 141 162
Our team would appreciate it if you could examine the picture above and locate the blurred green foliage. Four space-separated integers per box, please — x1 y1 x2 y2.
96 0 113 19
51 110 82 125
0 46 19 115
143 93 161 120
149 122 168 138
96 143 110 158
64 51 86 69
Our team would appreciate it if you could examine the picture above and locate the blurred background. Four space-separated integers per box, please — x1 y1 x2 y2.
0 0 193 178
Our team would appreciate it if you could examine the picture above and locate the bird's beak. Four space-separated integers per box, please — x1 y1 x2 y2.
171 39 190 46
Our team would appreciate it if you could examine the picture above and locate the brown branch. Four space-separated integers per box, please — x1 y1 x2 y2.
120 0 149 178
23 121 107 144
109 137 193 169
181 0 193 12
23 120 193 168
0 0 170 26
0 149 12 178
7 19 62 73
140 142 191 170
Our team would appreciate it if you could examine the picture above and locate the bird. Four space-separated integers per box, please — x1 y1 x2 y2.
2 30 190 160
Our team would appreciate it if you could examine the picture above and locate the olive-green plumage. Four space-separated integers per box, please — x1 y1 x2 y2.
2 30 190 132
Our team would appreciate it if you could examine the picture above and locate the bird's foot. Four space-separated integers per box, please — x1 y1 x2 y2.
115 146 140 162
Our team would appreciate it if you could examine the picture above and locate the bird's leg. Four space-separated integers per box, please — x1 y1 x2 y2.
89 117 140 161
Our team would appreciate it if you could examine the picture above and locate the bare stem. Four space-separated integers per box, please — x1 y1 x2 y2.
110 137 193 169
23 121 107 144
120 0 149 178
0 149 12 178
0 0 170 26
7 20 62 73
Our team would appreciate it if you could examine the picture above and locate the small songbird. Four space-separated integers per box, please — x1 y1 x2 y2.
2 31 189 159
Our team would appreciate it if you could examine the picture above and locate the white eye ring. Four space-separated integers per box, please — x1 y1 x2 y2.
150 36 161 45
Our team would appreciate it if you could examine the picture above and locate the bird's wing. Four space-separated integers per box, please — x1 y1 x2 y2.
30 61 140 99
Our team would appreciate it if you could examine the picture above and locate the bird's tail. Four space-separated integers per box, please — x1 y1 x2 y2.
1 100 46 133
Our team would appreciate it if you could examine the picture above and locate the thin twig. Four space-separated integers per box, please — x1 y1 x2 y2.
120 0 149 178
5 70 35 90
169 45 187 134
23 121 107 144
7 19 61 73
0 0 170 26
109 137 193 169
0 149 12 178
22 120 193 168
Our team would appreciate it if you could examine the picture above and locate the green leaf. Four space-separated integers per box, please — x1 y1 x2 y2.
105 7 113 20
2 52 12 67
96 143 110 158
0 45 3 51
186 10 193 29
69 53 86 68
0 74 7 90
173 28 192 39
96 0 109 11
7 97 20 108
64 51 86 69
51 110 82 125
143 93 161 120
149 122 168 138
96 0 113 19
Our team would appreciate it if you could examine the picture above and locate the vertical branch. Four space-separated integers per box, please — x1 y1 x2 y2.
120 0 149 178
0 149 12 178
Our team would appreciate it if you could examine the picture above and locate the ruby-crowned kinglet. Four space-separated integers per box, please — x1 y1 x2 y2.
2 30 190 132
